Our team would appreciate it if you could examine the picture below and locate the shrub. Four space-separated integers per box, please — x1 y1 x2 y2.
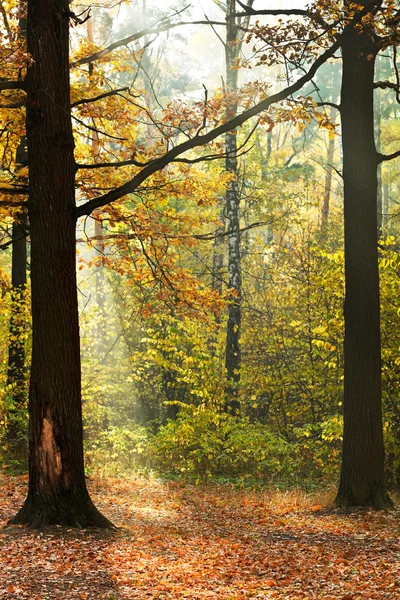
148 404 295 483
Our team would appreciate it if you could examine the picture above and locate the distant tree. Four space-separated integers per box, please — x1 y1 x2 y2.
221 0 254 410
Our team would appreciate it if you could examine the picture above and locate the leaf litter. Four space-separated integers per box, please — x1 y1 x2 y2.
0 474 399 599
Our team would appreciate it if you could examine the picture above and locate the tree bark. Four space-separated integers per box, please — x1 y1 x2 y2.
224 0 242 411
335 14 389 508
321 110 336 230
10 0 112 528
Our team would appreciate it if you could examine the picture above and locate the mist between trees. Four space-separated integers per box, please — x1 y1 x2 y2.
0 0 399 527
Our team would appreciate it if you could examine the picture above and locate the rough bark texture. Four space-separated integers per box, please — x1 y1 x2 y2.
335 14 388 508
10 0 112 528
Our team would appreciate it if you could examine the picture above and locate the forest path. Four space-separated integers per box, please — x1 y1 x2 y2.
0 474 398 599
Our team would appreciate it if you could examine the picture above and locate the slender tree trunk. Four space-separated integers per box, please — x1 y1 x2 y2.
211 206 225 299
5 214 28 462
87 18 105 326
375 112 383 237
335 16 389 508
375 57 384 238
10 0 112 528
224 0 241 411
4 9 29 464
256 131 273 244
382 182 389 235
321 111 336 230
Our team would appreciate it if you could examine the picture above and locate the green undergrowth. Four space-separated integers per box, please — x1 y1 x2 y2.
83 404 342 489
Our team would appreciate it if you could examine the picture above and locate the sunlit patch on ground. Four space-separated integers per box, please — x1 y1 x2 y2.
0 474 399 599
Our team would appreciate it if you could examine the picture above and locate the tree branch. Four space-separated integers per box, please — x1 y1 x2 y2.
71 114 127 141
71 87 130 108
0 81 26 92
72 20 227 68
76 146 253 171
76 121 258 171
75 35 342 219
234 5 310 18
374 80 399 90
76 219 274 244
316 101 341 110
377 149 400 163
0 100 25 108
0 186 29 195
233 0 331 31
0 232 28 250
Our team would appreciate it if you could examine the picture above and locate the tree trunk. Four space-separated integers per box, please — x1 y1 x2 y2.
375 111 383 237
224 0 241 411
5 215 28 462
321 110 336 230
335 17 389 508
5 15 29 464
382 182 389 235
10 0 112 528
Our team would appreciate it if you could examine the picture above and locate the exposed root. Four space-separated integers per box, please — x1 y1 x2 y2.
8 493 115 529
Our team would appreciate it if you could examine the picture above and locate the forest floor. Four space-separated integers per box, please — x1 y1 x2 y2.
0 473 398 600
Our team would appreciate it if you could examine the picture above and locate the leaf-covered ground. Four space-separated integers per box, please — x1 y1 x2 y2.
0 474 399 599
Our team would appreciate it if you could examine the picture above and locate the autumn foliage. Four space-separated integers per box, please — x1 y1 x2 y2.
0 473 399 598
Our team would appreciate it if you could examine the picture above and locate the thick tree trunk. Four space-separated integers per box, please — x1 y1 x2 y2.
10 0 112 528
224 0 241 411
335 19 389 508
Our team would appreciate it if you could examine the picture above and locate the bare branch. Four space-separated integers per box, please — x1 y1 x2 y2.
72 20 227 68
234 0 332 31
0 81 26 92
0 100 25 108
77 218 274 245
234 2 310 18
76 120 258 171
377 149 400 163
76 157 150 170
203 11 226 46
0 186 29 195
193 219 275 241
71 114 127 141
316 101 341 110
71 87 130 108
75 35 342 219
374 80 399 90
76 142 254 171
